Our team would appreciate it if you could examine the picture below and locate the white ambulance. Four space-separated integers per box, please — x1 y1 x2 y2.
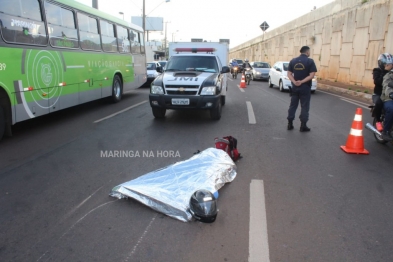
149 42 229 120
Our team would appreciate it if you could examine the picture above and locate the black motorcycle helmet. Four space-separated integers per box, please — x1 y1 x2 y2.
189 189 218 223
378 53 393 70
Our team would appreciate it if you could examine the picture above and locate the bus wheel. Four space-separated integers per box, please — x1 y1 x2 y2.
0 106 5 141
111 75 123 103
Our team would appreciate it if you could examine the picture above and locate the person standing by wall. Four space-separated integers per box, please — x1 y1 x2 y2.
286 46 317 132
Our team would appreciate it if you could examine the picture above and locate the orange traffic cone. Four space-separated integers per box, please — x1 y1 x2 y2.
340 108 369 154
239 73 246 88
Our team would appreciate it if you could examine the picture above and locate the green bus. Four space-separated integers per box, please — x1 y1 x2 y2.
0 0 147 140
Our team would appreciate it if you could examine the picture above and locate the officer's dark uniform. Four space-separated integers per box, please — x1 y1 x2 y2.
287 47 317 131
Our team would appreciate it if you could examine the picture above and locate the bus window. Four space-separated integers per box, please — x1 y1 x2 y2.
100 20 117 52
116 25 130 53
0 0 47 45
139 32 145 54
130 29 140 54
78 13 101 51
45 1 78 49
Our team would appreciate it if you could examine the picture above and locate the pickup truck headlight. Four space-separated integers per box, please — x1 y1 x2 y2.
151 85 164 94
201 86 216 95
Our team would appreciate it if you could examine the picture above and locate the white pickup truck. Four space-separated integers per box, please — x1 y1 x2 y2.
149 42 229 120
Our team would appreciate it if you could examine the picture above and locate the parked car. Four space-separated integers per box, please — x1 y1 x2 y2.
146 62 162 85
250 61 271 81
268 61 317 93
158 60 167 70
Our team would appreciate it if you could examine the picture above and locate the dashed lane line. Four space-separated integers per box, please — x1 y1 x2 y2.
246 101 256 124
249 179 270 262
94 100 148 123
237 84 245 92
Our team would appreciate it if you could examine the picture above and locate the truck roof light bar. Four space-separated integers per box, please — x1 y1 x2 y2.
174 48 216 54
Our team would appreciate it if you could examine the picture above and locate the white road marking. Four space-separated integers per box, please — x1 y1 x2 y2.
124 214 158 262
318 90 369 108
246 101 256 124
249 180 270 262
237 85 245 92
62 186 103 222
37 200 118 262
339 98 369 109
94 100 148 123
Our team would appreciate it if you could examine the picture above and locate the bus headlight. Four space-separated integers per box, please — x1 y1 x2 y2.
201 86 216 95
151 85 164 94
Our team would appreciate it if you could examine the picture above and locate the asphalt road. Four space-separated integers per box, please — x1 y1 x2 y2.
1 76 392 262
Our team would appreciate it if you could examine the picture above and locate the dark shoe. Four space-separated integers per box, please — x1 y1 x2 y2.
300 123 311 132
382 132 393 141
287 120 294 130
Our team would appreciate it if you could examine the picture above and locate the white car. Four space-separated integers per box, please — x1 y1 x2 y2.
268 61 317 93
146 62 162 85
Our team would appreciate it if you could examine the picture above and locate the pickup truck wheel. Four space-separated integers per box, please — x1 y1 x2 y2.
152 107 166 118
210 99 222 120
111 75 123 103
268 77 273 88
221 96 226 106
0 106 5 141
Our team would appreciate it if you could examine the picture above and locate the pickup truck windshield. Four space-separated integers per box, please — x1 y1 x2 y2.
166 56 219 73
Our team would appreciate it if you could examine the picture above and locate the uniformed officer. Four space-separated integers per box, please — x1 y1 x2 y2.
287 46 317 132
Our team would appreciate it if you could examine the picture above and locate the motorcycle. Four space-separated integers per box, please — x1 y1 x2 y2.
232 66 238 79
365 94 393 144
244 68 252 85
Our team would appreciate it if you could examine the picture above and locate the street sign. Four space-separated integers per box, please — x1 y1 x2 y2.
260 21 269 32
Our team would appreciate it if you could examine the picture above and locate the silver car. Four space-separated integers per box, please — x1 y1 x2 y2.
250 61 271 81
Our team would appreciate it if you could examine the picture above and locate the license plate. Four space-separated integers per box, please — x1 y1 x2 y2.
172 98 190 105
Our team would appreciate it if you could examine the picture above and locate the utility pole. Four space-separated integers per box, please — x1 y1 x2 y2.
92 0 98 9
142 0 145 42
164 21 170 59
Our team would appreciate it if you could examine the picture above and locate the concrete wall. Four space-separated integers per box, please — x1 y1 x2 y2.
229 0 393 89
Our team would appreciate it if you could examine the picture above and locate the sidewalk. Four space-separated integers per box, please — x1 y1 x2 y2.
317 79 372 102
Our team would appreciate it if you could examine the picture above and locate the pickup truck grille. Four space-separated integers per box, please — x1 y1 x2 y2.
165 85 199 89
165 85 199 95
167 90 198 95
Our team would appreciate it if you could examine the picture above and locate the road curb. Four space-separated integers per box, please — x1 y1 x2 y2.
317 83 372 100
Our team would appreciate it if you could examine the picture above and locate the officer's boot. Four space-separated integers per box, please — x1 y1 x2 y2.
287 120 294 130
300 122 311 132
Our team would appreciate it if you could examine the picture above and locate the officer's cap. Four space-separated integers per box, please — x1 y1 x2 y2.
300 46 310 53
